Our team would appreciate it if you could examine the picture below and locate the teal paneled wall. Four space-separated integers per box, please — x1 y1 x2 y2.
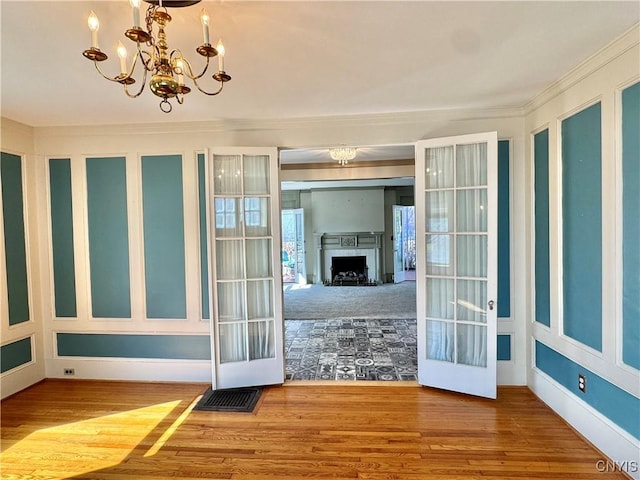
142 155 186 319
49 159 77 317
1 152 29 325
622 82 640 370
86 157 131 318
1 337 32 373
536 341 639 439
497 140 511 318
534 129 551 327
497 334 511 361
198 153 210 320
57 333 210 360
561 104 602 351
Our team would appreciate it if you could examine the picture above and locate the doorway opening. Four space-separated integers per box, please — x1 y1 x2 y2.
280 177 417 381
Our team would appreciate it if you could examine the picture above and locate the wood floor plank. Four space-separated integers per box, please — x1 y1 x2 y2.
0 380 628 479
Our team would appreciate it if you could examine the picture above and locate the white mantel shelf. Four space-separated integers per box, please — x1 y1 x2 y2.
314 232 384 284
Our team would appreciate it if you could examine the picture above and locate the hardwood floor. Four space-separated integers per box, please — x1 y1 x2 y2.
1 380 625 479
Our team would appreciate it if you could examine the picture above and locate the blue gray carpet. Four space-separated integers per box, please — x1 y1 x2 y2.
285 318 417 381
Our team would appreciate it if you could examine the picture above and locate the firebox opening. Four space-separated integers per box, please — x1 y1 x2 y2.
327 255 375 286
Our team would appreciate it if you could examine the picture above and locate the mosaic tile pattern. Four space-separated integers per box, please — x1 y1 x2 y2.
285 319 417 381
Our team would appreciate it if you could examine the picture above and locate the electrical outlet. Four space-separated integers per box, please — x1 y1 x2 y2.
63 368 75 376
578 373 586 393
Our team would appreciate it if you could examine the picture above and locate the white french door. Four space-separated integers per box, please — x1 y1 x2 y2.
208 148 284 390
393 205 406 283
415 132 498 399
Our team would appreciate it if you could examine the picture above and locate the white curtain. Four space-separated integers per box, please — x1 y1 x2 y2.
425 142 488 368
213 155 275 364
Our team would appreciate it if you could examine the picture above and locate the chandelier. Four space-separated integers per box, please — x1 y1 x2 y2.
329 147 357 165
82 0 231 113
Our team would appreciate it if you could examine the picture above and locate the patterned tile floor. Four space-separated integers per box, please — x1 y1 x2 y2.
285 318 418 381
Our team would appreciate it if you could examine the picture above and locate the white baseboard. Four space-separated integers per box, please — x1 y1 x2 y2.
531 368 640 480
46 358 212 384
1 362 45 399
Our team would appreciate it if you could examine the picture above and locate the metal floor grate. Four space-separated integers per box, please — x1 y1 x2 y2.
193 387 262 412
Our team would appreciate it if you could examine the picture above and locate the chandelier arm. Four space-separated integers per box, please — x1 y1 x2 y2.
92 61 128 83
123 68 148 98
139 49 155 72
125 50 145 78
191 76 225 96
171 50 211 81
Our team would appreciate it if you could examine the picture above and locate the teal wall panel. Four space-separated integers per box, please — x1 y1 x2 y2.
49 159 77 317
561 104 602 351
622 82 640 370
497 334 511 361
142 155 186 319
1 152 29 325
57 333 210 360
1 337 32 373
534 130 551 327
536 341 639 439
497 140 511 318
86 157 131 318
198 153 210 320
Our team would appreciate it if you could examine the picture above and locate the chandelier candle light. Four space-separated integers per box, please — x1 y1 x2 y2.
83 0 231 113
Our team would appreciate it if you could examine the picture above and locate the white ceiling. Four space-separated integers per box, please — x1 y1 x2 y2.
2 0 639 131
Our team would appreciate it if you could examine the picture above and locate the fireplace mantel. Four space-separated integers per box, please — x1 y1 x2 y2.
313 232 383 284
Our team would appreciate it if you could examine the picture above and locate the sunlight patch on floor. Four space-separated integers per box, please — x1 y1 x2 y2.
283 283 312 291
1 400 182 478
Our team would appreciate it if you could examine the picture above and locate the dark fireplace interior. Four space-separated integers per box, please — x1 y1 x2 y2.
328 255 374 286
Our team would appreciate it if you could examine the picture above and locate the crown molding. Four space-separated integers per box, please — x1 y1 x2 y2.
30 104 525 140
524 23 640 115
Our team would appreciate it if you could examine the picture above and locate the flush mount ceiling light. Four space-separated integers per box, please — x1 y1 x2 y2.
329 147 357 165
82 0 231 113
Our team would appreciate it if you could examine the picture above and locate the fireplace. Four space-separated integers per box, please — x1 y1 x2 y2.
314 232 383 285
328 255 373 286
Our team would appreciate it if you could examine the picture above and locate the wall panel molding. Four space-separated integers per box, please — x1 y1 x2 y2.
1 152 30 325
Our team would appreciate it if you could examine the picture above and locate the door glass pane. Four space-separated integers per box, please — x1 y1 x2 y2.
249 320 275 360
425 146 454 189
457 279 487 323
456 143 487 187
426 278 454 319
426 234 453 276
426 191 454 232
457 235 487 278
214 197 242 237
246 238 272 278
426 320 454 362
457 189 487 232
244 197 271 236
244 155 270 195
457 324 487 367
219 323 247 363
247 279 273 319
217 282 245 322
213 155 242 194
216 240 244 280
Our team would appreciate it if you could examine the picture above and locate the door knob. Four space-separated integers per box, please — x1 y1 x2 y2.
488 300 495 311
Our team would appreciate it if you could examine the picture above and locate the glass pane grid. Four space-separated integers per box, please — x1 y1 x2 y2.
212 153 276 365
424 142 489 368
